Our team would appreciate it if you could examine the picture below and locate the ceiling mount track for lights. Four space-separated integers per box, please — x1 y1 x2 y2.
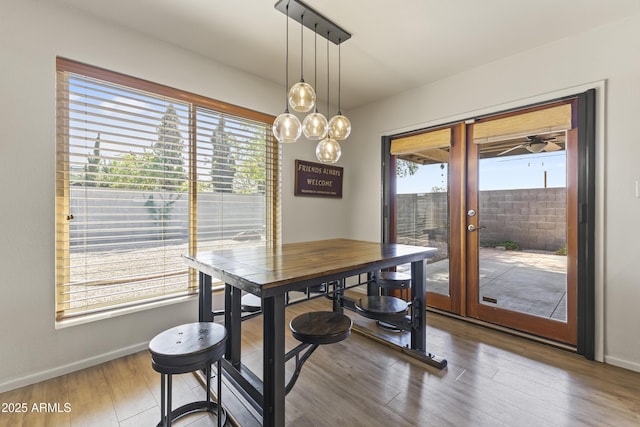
274 0 351 46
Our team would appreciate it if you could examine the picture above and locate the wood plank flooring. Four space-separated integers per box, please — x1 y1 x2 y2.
1 297 639 426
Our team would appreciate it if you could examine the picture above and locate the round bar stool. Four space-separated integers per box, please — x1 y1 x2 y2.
285 311 352 394
241 293 261 313
149 322 227 427
290 311 352 345
378 271 411 301
355 295 409 323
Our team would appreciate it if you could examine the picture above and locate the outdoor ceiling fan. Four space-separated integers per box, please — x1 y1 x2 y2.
497 135 562 156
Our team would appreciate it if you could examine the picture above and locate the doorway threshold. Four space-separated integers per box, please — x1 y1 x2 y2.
427 306 577 353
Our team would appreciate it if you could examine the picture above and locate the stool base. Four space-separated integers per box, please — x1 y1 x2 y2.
157 400 227 427
376 320 405 332
157 361 226 427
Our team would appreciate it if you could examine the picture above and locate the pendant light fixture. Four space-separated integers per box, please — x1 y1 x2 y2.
302 23 328 140
273 2 302 143
274 0 351 156
328 39 351 141
288 14 316 113
316 33 341 164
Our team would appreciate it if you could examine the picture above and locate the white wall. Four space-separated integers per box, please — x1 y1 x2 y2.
345 13 640 372
281 140 351 243
0 0 346 391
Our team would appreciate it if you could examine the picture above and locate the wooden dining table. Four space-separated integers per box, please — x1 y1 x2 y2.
183 238 445 427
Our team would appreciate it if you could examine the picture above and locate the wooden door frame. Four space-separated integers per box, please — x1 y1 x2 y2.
381 89 595 358
446 123 467 315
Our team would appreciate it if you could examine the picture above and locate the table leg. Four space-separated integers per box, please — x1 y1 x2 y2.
199 272 213 322
262 293 286 427
366 271 379 296
410 259 427 351
225 284 242 367
409 259 447 369
333 278 345 313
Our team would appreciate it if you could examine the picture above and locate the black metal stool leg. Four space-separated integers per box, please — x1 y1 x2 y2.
217 359 222 427
167 374 173 427
205 364 211 404
160 373 166 427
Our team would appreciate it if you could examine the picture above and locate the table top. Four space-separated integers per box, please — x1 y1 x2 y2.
184 239 436 297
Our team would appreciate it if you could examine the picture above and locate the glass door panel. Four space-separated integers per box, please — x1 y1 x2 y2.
477 134 568 321
395 156 450 299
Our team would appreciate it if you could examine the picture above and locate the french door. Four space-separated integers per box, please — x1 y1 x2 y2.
466 103 577 344
384 94 595 350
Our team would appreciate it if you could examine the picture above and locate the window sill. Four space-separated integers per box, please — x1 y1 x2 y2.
55 293 200 329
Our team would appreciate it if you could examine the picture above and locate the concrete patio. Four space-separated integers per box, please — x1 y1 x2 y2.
425 247 568 321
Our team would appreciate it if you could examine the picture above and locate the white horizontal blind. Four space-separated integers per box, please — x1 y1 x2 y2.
194 107 278 253
55 58 279 320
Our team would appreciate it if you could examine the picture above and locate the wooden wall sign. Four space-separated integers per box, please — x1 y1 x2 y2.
294 159 343 198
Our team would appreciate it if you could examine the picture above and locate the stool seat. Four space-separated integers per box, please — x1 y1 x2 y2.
378 271 411 289
355 296 409 321
241 293 262 313
290 311 352 345
378 271 411 302
149 322 226 374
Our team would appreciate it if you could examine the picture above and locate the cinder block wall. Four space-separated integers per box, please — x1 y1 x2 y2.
479 188 566 251
397 188 566 252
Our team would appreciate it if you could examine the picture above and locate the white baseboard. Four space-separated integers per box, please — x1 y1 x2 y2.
0 342 149 393
604 355 640 373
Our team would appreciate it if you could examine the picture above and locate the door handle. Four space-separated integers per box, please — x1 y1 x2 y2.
467 225 486 232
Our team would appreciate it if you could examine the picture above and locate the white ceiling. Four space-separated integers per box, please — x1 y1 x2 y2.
52 0 640 110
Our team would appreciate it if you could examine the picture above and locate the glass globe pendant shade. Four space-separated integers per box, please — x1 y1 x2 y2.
273 112 302 143
302 112 329 140
315 136 341 164
328 114 351 140
288 81 316 113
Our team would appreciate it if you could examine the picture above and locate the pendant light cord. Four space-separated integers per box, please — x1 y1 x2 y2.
314 24 318 113
337 39 342 115
300 14 305 82
284 3 290 112
326 32 330 118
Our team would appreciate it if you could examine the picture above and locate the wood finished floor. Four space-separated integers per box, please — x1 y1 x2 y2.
1 297 639 426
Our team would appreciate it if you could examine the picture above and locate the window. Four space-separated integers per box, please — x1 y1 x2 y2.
55 58 280 321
